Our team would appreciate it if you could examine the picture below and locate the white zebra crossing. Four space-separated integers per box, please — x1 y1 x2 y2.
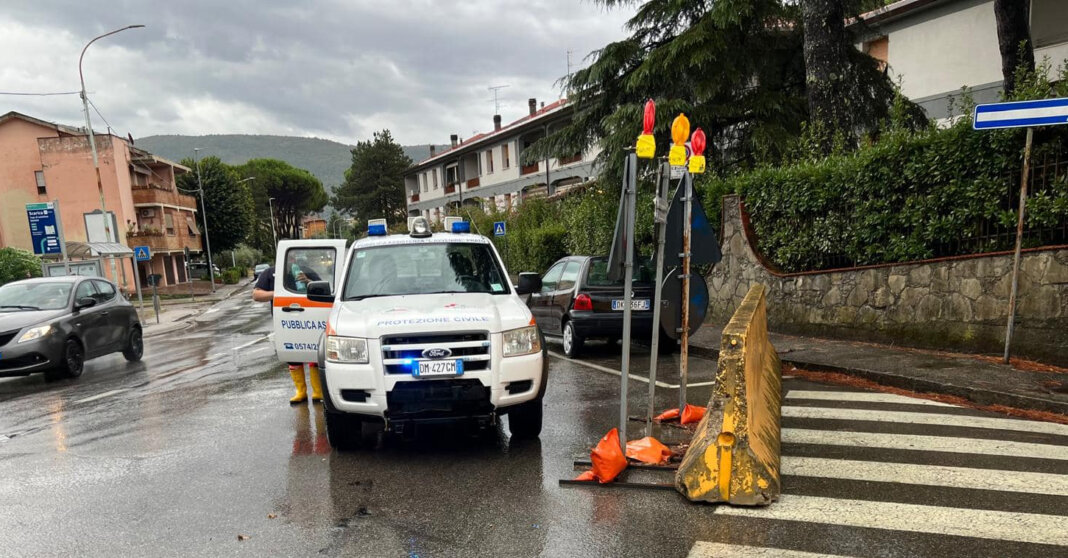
690 388 1068 556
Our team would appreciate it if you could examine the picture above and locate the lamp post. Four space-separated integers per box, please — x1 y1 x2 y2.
79 24 144 284
193 148 216 292
267 197 278 248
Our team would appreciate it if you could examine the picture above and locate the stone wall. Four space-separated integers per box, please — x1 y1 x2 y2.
707 195 1068 365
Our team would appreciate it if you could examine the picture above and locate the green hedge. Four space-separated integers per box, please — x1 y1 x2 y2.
703 121 1068 273
0 247 43 285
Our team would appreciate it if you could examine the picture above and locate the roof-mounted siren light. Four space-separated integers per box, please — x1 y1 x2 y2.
410 216 432 238
367 218 388 236
443 216 469 233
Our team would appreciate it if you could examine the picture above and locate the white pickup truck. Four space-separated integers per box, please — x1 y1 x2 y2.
273 217 547 449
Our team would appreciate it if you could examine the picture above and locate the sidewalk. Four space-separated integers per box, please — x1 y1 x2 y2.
688 325 1068 416
139 280 253 338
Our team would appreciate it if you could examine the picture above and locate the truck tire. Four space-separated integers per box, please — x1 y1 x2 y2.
324 410 363 451
508 399 543 439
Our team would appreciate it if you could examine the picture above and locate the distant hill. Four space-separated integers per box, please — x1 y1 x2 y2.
136 134 441 191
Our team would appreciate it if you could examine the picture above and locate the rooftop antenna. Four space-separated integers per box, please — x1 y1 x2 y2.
488 84 509 115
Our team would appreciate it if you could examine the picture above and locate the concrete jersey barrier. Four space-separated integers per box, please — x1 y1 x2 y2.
676 283 782 505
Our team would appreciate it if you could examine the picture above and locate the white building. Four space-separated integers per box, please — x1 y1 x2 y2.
404 98 600 222
854 0 1068 120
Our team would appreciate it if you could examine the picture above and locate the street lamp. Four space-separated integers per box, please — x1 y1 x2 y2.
78 24 144 284
333 216 352 239
267 197 278 248
193 148 216 292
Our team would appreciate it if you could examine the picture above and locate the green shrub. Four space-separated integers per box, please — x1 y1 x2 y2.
0 248 43 285
221 267 243 284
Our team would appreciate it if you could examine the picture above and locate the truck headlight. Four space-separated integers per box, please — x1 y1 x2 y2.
326 336 368 363
18 325 52 344
503 326 540 357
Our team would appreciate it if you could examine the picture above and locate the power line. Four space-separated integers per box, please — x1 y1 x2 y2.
86 97 115 135
0 90 82 96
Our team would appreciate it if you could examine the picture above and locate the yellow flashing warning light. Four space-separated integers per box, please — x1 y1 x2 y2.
669 113 690 166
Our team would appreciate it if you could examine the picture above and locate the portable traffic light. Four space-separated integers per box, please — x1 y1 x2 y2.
669 113 690 167
636 99 656 159
688 128 706 174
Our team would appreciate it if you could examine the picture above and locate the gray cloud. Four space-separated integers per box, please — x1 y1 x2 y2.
0 0 629 145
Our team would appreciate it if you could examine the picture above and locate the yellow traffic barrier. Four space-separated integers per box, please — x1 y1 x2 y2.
675 284 781 505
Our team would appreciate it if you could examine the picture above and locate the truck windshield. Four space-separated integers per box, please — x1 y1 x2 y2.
342 242 510 300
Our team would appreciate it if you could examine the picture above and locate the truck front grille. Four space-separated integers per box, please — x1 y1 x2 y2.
381 332 491 374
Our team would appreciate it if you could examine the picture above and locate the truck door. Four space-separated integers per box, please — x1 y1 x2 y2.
273 239 348 364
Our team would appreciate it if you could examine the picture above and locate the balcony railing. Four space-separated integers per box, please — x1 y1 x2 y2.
411 193 420 202
125 231 199 254
444 183 458 194
466 177 480 189
132 185 198 209
520 162 539 176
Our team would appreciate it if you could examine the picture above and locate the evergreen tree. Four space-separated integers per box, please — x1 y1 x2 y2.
333 130 413 228
177 156 254 253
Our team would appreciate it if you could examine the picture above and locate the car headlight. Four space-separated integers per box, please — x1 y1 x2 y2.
503 325 541 357
326 336 369 363
18 325 52 344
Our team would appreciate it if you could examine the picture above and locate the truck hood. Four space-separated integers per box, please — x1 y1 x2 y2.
332 293 533 338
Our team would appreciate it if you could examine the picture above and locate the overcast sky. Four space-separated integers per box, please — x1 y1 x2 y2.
0 0 630 146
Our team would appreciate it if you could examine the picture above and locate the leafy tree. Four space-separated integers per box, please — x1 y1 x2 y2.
333 130 412 229
238 159 329 250
177 156 255 253
993 0 1034 96
0 247 42 285
528 0 919 178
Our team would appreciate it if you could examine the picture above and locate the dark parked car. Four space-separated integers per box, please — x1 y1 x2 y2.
522 256 660 358
0 276 143 381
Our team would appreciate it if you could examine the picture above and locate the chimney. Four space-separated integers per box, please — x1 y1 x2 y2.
528 98 537 116
493 114 502 131
450 134 458 147
429 145 436 157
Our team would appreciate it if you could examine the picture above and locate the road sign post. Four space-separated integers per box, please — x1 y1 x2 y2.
973 98 1068 363
647 162 670 428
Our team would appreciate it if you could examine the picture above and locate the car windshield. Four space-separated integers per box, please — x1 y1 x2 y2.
585 257 654 287
343 242 510 300
0 282 72 311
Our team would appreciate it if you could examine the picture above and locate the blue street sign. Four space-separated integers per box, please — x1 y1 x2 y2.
973 97 1068 130
25 202 61 255
134 246 152 262
493 221 506 236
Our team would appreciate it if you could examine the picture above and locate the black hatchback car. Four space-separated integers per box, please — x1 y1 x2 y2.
523 256 658 358
0 276 143 381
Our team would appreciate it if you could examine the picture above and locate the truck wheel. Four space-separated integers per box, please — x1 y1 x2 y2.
324 410 363 451
562 320 584 359
508 400 543 439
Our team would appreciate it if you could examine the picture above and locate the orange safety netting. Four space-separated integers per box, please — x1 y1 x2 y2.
625 436 672 464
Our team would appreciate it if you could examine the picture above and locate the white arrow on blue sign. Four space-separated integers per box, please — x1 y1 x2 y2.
973 97 1068 130
133 245 151 262
493 221 506 236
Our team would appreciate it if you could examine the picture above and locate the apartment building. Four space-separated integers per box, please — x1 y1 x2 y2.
0 111 201 289
854 0 1068 120
403 98 600 223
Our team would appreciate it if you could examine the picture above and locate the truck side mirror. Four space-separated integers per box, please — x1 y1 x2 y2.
516 273 542 295
306 281 335 303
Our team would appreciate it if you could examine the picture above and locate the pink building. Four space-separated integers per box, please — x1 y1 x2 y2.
0 111 202 289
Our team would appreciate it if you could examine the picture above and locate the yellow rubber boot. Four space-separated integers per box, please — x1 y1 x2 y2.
289 365 308 404
308 364 323 402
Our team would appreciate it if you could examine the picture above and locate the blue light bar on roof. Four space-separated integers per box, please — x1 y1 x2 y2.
451 221 471 233
367 218 388 236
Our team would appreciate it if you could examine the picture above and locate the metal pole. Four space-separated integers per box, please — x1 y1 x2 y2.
53 199 71 276
679 171 693 411
647 162 670 428
619 153 637 451
193 148 216 292
1004 127 1034 364
79 25 143 285
132 256 144 318
268 197 278 247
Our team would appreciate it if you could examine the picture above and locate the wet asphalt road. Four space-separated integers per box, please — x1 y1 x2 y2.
1 294 1066 557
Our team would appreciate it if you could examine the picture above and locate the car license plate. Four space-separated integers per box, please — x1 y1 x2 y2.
612 299 650 311
415 359 463 377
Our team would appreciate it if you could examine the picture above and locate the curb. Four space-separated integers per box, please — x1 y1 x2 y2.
688 343 1068 416
142 283 252 338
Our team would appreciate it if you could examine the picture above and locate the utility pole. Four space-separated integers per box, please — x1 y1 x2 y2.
79 24 144 285
193 148 216 292
267 197 278 248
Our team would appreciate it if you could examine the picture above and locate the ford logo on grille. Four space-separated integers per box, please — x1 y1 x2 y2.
422 347 452 359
